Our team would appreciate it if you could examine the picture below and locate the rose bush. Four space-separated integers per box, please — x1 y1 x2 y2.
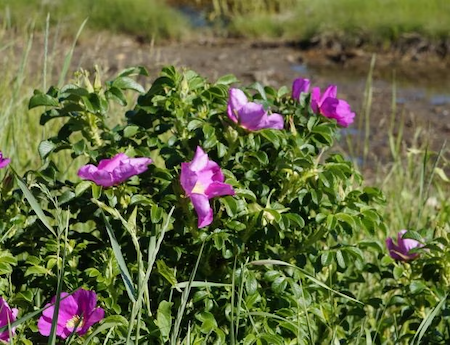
0 66 447 343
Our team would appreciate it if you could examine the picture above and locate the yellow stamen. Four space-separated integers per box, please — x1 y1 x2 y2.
191 181 205 194
66 315 83 329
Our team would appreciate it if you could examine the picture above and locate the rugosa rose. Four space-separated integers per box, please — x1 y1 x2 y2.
38 289 104 339
180 146 235 228
310 85 355 127
386 230 422 261
227 88 284 131
292 78 310 100
0 152 10 169
0 297 18 343
78 153 152 187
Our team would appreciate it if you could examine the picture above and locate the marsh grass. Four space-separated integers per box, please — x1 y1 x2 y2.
226 0 450 42
1 0 190 41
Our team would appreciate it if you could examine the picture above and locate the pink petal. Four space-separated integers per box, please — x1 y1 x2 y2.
263 113 284 130
190 193 213 228
0 158 10 169
238 102 267 131
292 78 310 100
386 238 403 261
180 162 198 194
205 181 235 199
321 85 337 101
311 87 321 113
37 315 53 336
80 307 105 335
97 153 127 171
321 98 355 127
73 289 97 316
334 100 355 127
190 147 209 172
227 88 248 123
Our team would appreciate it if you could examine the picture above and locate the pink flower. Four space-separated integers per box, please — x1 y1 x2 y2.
227 88 284 131
78 153 152 187
386 230 422 261
38 289 104 339
180 147 235 228
311 85 355 127
0 152 10 169
0 298 18 343
292 78 310 100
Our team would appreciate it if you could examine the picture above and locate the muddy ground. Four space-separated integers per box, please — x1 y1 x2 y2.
22 32 450 173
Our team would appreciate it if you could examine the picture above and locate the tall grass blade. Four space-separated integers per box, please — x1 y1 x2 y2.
47 211 70 345
249 259 362 304
43 13 50 91
125 207 174 343
412 294 447 344
170 240 206 345
101 210 136 303
58 18 88 88
13 171 56 237
362 54 376 166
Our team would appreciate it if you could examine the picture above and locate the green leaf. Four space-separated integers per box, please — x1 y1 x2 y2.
106 87 127 106
221 196 237 217
235 188 256 202
75 181 92 197
321 251 333 266
335 212 357 228
118 66 149 77
393 266 404 280
216 74 238 85
156 260 177 286
24 265 50 276
336 250 346 268
409 281 427 295
156 301 172 341
28 91 59 109
38 140 56 160
112 76 145 93
151 205 163 223
245 270 258 295
197 311 217 334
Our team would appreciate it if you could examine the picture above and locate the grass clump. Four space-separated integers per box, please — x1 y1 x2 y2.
0 0 191 41
227 0 450 43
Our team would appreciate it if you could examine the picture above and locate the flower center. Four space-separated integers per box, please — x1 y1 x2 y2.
191 181 205 194
66 315 83 330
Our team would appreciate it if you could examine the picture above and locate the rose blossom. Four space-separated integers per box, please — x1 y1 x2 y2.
180 146 235 228
227 88 284 131
78 153 152 187
0 297 18 343
386 230 422 261
0 152 10 169
38 289 104 339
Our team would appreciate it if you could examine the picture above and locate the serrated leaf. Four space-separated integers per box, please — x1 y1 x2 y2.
156 260 177 286
75 181 91 196
29 91 59 109
410 281 426 295
38 140 56 160
156 300 172 341
216 74 238 85
112 76 145 93
336 250 346 268
24 265 50 276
